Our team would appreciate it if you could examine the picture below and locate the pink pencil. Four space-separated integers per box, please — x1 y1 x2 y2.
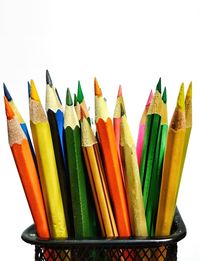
136 90 153 167
113 85 126 184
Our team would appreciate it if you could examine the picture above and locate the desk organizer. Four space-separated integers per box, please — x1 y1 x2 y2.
21 208 186 261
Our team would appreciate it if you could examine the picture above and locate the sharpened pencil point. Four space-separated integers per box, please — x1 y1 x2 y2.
162 87 167 104
186 82 192 98
77 81 84 103
28 82 31 98
4 96 14 120
146 90 153 107
3 83 12 101
66 88 73 106
30 80 40 102
177 83 185 111
74 93 77 106
156 78 162 93
55 88 62 105
46 70 53 87
94 77 102 96
117 85 122 97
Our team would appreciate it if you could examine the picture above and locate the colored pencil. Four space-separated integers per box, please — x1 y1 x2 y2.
176 82 192 201
94 77 131 237
46 70 67 166
80 109 118 237
3 83 37 167
46 70 74 236
4 96 50 239
145 87 168 236
64 88 97 238
155 83 186 236
140 78 162 210
74 93 81 121
29 79 67 238
77 80 90 124
136 90 153 167
120 110 148 236
113 85 126 184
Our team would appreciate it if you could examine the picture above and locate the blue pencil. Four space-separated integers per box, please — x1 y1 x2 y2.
3 83 37 168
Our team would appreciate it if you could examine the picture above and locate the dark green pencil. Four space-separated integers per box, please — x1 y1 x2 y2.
64 88 98 238
140 78 162 213
145 87 168 236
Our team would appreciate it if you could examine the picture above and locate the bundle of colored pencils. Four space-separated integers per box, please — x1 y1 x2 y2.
4 73 192 242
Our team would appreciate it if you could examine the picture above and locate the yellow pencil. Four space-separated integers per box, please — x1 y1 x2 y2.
80 110 118 237
29 80 67 238
120 111 148 236
155 83 186 236
176 82 192 201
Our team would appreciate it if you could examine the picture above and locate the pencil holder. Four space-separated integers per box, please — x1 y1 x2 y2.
21 208 186 261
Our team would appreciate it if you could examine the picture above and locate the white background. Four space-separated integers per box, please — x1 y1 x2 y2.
0 0 199 260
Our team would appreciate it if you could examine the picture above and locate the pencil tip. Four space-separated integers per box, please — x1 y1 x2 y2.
146 90 153 106
3 83 12 101
77 80 84 103
46 69 53 87
156 77 162 93
117 85 122 97
55 88 62 105
66 88 73 106
74 93 77 106
94 77 102 96
177 83 185 111
30 80 40 101
186 82 192 98
28 81 31 98
162 87 167 104
4 96 14 119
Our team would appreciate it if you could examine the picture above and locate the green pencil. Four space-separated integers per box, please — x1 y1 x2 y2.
77 80 91 124
140 78 162 212
64 88 97 238
145 87 168 236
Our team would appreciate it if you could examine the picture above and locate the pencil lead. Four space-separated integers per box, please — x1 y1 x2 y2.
30 80 40 102
146 90 153 107
3 83 12 101
162 87 167 104
177 83 185 111
77 80 84 103
28 81 31 98
117 85 122 97
46 69 53 87
94 77 102 96
66 88 73 106
4 96 14 120
55 88 62 105
74 93 77 106
156 77 162 93
186 82 192 98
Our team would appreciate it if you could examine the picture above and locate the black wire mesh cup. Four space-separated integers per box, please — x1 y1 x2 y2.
21 208 186 261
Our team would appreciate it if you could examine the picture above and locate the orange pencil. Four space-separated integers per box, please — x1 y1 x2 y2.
4 96 50 239
113 85 126 185
94 78 131 237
